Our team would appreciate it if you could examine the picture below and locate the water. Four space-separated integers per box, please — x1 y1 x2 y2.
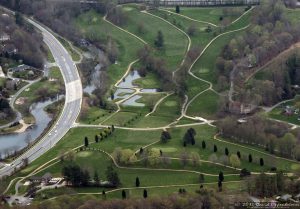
83 64 102 94
122 95 145 107
117 70 141 88
0 99 54 158
109 88 135 101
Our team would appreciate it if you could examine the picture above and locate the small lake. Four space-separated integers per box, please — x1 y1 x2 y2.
122 95 145 107
0 99 56 158
83 63 102 95
111 70 158 107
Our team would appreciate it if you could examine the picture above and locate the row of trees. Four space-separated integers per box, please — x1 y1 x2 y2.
217 116 300 160
62 163 120 188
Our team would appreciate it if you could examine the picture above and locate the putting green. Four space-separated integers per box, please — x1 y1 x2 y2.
77 151 92 158
164 101 177 107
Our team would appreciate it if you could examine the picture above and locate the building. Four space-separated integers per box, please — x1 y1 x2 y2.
0 33 10 42
29 173 53 184
229 101 256 115
8 64 32 73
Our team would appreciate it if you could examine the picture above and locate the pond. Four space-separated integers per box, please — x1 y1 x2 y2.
83 63 102 95
0 98 56 158
111 70 158 107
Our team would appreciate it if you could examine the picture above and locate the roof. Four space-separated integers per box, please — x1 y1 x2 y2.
281 194 292 200
42 172 52 179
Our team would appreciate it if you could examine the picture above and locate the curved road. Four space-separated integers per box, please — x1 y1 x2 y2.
0 16 82 178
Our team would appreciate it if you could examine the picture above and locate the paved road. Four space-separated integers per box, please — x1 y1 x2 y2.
0 16 82 178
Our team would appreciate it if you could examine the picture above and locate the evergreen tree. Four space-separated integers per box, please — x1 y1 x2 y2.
122 190 126 199
214 144 218 152
237 151 241 159
84 137 89 147
95 135 99 143
136 177 140 187
248 154 253 163
154 30 164 48
106 164 120 187
218 180 222 192
176 5 180 13
260 158 264 166
143 189 148 198
199 174 205 183
94 171 100 186
225 148 229 156
161 130 171 143
81 170 90 187
102 190 106 200
202 140 206 149
218 171 224 182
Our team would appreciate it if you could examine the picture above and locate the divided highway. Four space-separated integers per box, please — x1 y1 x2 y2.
0 17 82 178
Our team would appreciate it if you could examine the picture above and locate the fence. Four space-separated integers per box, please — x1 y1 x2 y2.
117 0 260 6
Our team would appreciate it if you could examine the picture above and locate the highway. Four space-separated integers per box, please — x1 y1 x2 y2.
0 17 82 178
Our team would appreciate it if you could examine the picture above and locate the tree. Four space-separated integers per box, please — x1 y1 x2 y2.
240 168 251 177
94 171 100 186
248 154 253 163
122 190 126 199
95 135 99 143
84 137 89 147
219 171 224 182
237 151 241 159
225 147 229 156
120 149 136 165
143 189 148 198
180 151 189 167
191 152 200 167
154 30 164 48
175 5 180 13
161 130 171 143
148 148 161 166
183 128 196 145
218 180 222 192
214 145 218 152
202 140 206 149
260 158 264 166
199 174 205 183
106 164 120 187
187 24 197 36
81 169 90 187
229 154 241 168
135 177 140 187
112 147 122 164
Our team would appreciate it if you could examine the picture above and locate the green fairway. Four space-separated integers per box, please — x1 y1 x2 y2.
186 90 220 119
121 5 188 71
75 10 143 87
168 7 245 25
192 29 246 85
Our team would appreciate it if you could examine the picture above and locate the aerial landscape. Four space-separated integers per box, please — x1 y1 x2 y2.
1 0 300 208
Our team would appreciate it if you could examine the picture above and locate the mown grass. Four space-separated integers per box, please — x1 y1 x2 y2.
186 90 220 119
75 10 143 87
192 29 246 85
268 97 300 126
132 73 161 89
168 7 245 25
121 5 188 71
